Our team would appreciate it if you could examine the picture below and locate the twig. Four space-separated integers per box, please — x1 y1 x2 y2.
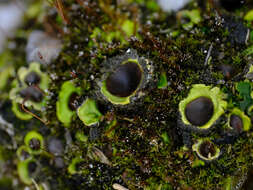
21 100 49 125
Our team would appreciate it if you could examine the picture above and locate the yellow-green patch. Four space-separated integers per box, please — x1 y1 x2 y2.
100 58 143 105
77 98 102 126
17 158 35 185
67 157 84 175
24 131 44 155
56 80 82 126
179 84 227 129
11 101 33 120
192 139 220 162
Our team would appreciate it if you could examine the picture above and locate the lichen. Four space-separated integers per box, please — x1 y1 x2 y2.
0 0 253 189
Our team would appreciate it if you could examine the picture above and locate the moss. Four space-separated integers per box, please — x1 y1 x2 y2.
157 72 168 89
1 0 253 189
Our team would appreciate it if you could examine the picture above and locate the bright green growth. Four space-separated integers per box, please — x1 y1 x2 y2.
224 177 232 190
89 18 138 46
180 9 202 30
100 58 142 105
161 132 170 144
77 98 102 126
0 66 14 91
157 72 168 89
67 157 84 175
192 158 205 168
236 82 253 111
248 104 253 116
192 139 220 162
134 0 159 11
247 65 253 77
56 80 82 127
179 84 227 129
101 81 131 105
24 131 44 155
11 101 33 120
228 108 251 131
17 158 36 185
75 130 88 143
122 20 135 37
244 10 253 21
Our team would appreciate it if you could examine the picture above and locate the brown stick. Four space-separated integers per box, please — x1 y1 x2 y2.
54 0 70 25
21 100 49 125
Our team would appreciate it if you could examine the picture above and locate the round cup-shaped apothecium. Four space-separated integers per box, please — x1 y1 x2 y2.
228 108 251 133
18 62 50 89
56 80 82 126
24 131 44 154
17 145 31 161
67 157 84 175
24 71 41 86
101 59 143 105
185 96 214 126
9 62 50 111
192 139 220 162
179 84 227 131
106 60 143 97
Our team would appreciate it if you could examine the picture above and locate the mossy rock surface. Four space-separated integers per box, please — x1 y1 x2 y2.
1 0 253 190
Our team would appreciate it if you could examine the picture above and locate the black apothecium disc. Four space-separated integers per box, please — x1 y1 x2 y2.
24 71 41 86
106 61 142 97
185 96 214 126
230 114 243 133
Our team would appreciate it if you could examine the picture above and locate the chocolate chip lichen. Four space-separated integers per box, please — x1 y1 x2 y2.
192 139 220 162
185 96 214 126
105 60 143 98
1 0 253 190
